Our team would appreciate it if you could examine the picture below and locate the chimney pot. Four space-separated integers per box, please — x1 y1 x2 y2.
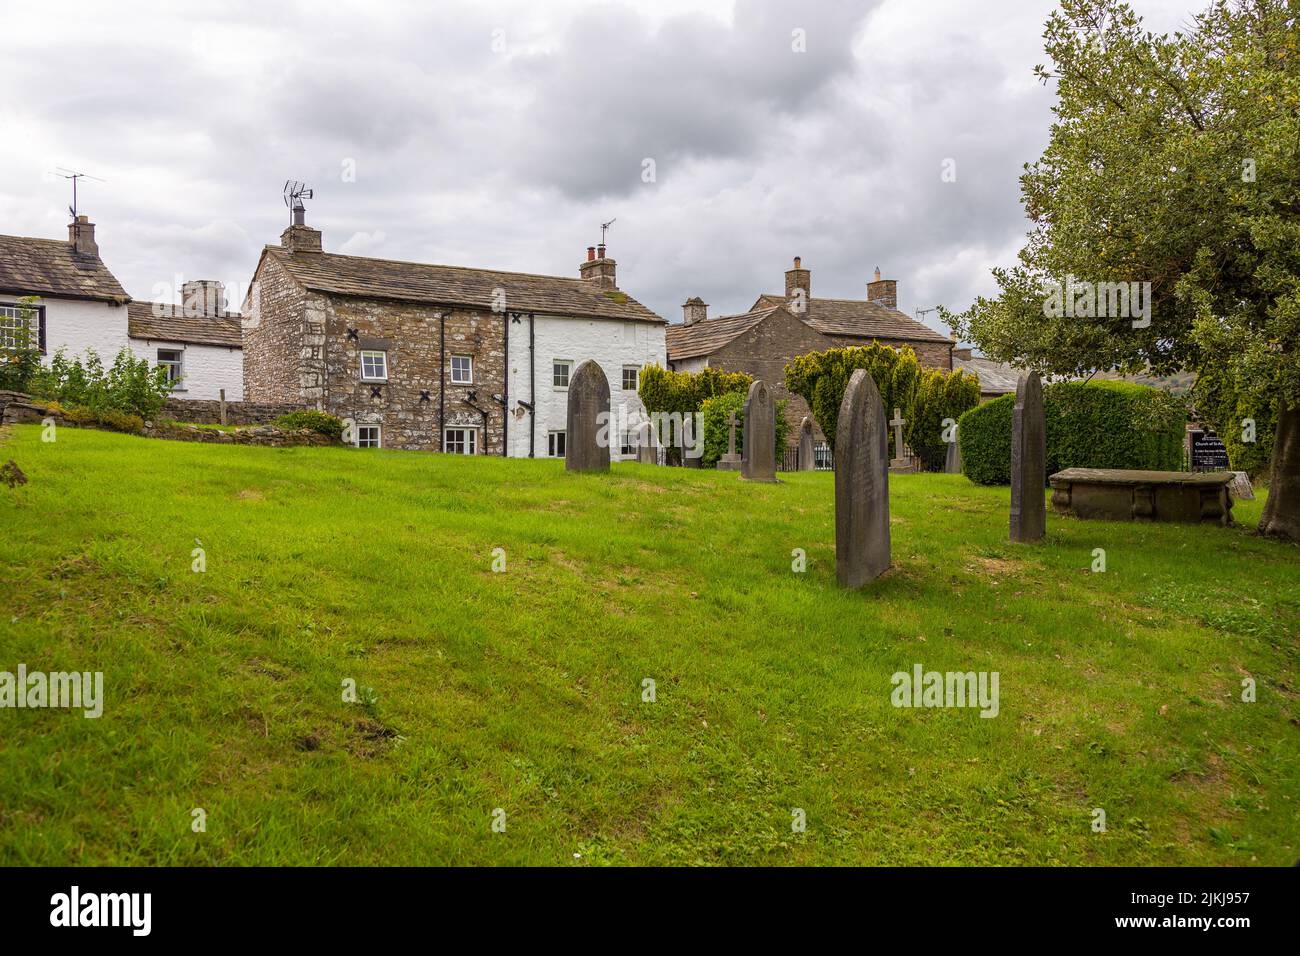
784 256 811 309
793 256 801 269
597 243 606 259
587 246 596 262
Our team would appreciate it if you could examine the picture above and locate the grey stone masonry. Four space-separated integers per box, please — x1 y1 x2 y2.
740 380 778 482
565 359 610 473
835 369 891 588
1010 371 1047 542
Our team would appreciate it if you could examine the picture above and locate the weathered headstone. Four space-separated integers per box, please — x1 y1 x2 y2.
741 380 777 482
945 428 963 474
1010 371 1046 542
717 411 742 471
797 417 815 471
564 360 610 473
835 369 891 588
636 421 657 465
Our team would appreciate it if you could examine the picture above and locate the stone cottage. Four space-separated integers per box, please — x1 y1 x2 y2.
241 204 665 455
667 257 955 442
0 216 244 401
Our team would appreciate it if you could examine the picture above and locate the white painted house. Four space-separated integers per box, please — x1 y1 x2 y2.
507 310 665 460
0 216 244 401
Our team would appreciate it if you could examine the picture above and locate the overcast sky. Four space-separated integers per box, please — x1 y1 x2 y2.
1 0 1203 338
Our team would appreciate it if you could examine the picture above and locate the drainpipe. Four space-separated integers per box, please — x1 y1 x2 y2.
528 311 535 458
502 311 509 457
439 312 446 451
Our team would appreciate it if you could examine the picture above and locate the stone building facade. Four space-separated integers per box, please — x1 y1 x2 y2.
242 209 664 455
667 257 955 444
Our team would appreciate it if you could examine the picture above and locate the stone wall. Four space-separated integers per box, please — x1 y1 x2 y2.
322 297 507 453
145 422 335 447
707 309 837 446
242 254 309 404
161 397 304 425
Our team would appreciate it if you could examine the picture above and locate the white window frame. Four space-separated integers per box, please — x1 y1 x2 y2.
547 430 566 458
619 431 635 457
0 304 36 350
443 427 479 455
360 350 388 382
450 354 473 385
356 424 381 448
553 359 572 390
157 348 184 390
622 365 640 391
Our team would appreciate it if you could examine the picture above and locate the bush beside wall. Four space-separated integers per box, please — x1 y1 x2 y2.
958 380 1186 485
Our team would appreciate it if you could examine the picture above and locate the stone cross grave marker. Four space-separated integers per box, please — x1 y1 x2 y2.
889 407 916 473
564 359 610 473
1009 370 1046 542
717 410 742 471
836 369 891 588
741 380 777 482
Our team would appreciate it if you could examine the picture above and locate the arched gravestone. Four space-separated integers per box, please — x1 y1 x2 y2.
636 420 657 464
797 417 815 471
740 380 778 482
835 369 891 588
565 360 610 473
1010 371 1046 542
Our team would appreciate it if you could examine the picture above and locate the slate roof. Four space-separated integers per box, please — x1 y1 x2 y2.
665 306 781 361
954 355 1020 395
0 234 129 303
264 246 664 324
127 302 243 348
753 293 952 344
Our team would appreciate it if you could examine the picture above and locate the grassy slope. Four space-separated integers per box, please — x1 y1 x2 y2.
0 425 1296 866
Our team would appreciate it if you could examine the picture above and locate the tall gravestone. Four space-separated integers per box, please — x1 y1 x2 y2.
945 430 963 474
835 369 891 588
1010 371 1046 542
740 380 777 482
636 420 657 465
565 360 610 473
797 417 815 471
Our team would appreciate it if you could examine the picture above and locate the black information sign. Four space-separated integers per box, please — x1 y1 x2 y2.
1189 429 1230 470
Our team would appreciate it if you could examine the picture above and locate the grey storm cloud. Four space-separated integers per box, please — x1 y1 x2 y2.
0 0 1204 337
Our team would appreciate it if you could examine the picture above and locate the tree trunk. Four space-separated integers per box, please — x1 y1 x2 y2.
1259 401 1300 542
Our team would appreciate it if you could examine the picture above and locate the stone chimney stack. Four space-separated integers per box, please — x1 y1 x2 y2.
867 266 897 309
68 215 98 256
784 256 810 312
682 297 708 326
280 202 322 254
579 243 617 289
182 280 227 317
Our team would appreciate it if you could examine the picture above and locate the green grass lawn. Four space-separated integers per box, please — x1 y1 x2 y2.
1 424 1297 866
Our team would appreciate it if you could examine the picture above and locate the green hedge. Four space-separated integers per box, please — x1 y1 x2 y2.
958 380 1186 485
274 410 345 440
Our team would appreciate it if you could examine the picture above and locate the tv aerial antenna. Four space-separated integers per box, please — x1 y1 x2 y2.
284 180 314 222
600 217 616 246
53 167 105 219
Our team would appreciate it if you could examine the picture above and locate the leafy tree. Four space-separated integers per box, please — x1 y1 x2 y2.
699 390 790 468
910 366 983 471
943 0 1300 540
638 364 752 463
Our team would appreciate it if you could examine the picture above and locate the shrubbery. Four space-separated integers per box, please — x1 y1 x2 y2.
958 380 1186 485
1192 363 1276 478
29 348 172 420
273 410 345 440
699 390 789 468
785 343 980 465
639 364 752 464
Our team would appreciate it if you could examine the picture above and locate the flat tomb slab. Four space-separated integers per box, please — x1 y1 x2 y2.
1049 468 1233 525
